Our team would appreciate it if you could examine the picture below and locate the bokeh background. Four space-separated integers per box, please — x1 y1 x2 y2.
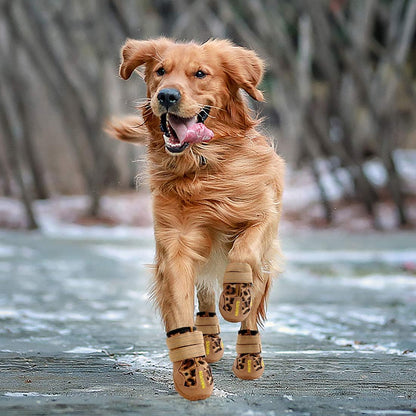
1 0 416 231
1 3 416 411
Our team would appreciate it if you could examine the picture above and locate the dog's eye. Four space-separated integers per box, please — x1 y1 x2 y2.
156 67 165 76
195 70 206 79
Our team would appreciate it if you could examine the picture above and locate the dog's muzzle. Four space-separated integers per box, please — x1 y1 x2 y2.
160 106 214 154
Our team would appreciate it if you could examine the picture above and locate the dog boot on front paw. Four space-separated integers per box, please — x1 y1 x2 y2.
195 313 224 363
166 330 214 400
219 262 253 322
232 332 264 380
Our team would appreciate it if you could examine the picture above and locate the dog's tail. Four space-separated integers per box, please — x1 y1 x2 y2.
105 115 149 145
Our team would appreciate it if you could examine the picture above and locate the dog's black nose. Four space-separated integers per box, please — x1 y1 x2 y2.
157 88 181 110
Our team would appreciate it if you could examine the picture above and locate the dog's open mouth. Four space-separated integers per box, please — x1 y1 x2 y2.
160 106 214 153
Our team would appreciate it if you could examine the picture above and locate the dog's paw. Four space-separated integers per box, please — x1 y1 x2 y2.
219 263 253 322
203 334 224 363
219 283 252 322
232 352 264 380
173 356 214 400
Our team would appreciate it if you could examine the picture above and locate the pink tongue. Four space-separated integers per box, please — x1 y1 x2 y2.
169 116 214 144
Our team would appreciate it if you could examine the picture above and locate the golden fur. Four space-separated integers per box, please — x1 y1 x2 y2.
107 38 284 334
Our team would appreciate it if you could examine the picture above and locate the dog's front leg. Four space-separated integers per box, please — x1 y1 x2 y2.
229 218 278 271
151 209 214 400
219 217 278 323
153 239 197 332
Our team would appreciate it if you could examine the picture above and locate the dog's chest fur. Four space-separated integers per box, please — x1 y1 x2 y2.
149 138 282 290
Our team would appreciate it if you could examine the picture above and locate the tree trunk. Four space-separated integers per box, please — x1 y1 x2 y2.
0 86 38 230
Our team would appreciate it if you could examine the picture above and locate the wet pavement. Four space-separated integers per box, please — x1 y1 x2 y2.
0 228 415 415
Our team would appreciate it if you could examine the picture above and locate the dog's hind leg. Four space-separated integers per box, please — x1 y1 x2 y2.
231 269 271 380
196 286 224 363
196 285 216 313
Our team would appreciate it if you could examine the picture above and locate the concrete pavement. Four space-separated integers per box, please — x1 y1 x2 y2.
0 229 415 415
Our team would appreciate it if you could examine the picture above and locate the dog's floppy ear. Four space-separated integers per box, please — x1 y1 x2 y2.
206 40 265 102
119 38 172 80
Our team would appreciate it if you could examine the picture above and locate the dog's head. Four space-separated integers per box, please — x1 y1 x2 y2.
119 38 265 155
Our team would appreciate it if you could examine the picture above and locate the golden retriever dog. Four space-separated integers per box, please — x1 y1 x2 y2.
107 38 284 401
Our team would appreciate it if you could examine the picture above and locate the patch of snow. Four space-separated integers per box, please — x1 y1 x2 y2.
4 392 59 397
332 338 402 354
33 194 153 234
40 221 154 241
72 387 107 393
93 245 154 263
346 312 387 325
268 324 327 341
0 309 19 319
241 410 277 416
212 387 236 398
394 149 416 181
99 310 127 321
0 193 154 237
64 346 104 354
268 350 355 355
282 149 416 230
17 309 92 323
286 250 416 264
111 351 170 372
0 198 26 228
338 274 416 291
363 160 388 187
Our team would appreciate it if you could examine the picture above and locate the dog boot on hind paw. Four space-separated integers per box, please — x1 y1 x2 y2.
166 330 214 400
195 313 224 363
219 262 253 322
232 332 264 380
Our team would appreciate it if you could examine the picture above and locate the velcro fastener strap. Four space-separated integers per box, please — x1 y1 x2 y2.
195 315 219 326
223 262 252 284
166 330 204 350
237 333 261 345
236 344 262 354
196 325 220 335
169 344 206 362
236 333 262 354
166 330 205 362
195 315 220 334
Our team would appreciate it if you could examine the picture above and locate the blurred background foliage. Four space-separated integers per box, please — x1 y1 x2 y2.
0 0 415 230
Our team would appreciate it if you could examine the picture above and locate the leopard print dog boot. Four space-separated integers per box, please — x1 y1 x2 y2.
232 331 264 380
166 328 214 400
219 263 253 323
195 312 224 363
